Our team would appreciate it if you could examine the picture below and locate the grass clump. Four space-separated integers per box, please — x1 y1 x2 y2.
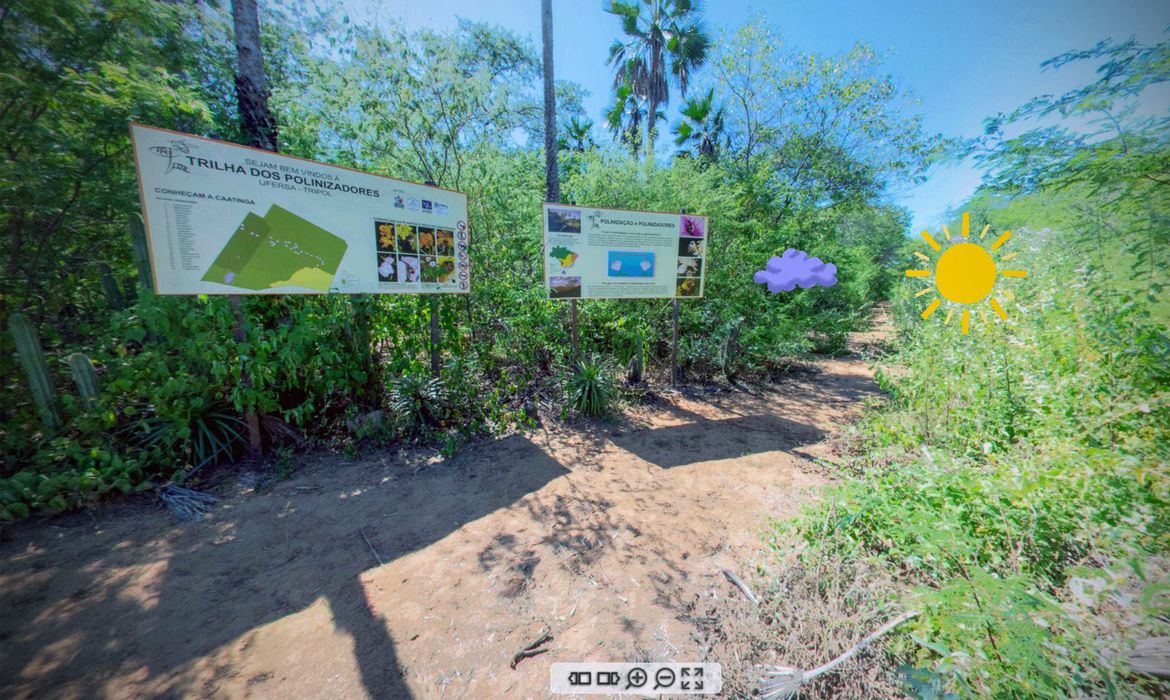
389 374 447 437
566 354 618 417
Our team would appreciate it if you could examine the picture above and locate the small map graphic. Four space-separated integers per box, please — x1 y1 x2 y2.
549 245 579 270
202 205 347 291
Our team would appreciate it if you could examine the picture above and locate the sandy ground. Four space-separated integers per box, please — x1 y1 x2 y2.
0 314 889 699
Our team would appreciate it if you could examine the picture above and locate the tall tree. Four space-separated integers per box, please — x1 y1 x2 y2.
305 20 544 190
541 0 560 203
970 34 1170 300
230 0 275 455
710 22 942 212
605 82 664 157
605 0 709 157
232 0 277 151
673 88 726 162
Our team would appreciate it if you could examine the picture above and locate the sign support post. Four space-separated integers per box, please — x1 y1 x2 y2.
430 297 441 377
423 180 442 377
671 296 680 386
229 295 262 456
570 299 580 359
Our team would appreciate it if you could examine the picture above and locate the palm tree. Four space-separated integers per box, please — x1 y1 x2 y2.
605 82 665 158
541 0 560 203
673 88 726 162
559 116 596 152
605 0 709 156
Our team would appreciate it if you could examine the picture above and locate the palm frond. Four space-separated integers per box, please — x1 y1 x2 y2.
603 0 711 148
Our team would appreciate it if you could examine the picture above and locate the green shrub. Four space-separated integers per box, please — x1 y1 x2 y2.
1 438 156 520
390 374 446 435
566 354 618 417
780 205 1170 697
117 405 246 471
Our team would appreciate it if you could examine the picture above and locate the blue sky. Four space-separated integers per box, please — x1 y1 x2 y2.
342 0 1169 234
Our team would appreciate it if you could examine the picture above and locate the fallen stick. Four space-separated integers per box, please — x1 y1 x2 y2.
360 529 384 566
722 568 760 605
510 630 553 670
757 610 919 700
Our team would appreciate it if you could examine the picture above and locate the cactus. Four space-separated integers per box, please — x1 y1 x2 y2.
127 214 154 292
68 352 101 409
98 262 126 310
8 313 63 430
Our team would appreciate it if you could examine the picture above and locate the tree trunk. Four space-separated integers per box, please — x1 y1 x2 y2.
541 0 560 203
230 0 276 457
646 43 663 159
232 0 278 151
646 94 658 159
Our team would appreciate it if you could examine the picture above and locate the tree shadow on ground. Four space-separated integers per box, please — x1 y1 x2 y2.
0 375 848 699
607 412 824 469
0 434 568 699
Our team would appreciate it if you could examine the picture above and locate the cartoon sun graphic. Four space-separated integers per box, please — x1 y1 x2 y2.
905 212 1027 334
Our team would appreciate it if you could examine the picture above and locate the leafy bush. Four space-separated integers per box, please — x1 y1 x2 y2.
0 441 154 520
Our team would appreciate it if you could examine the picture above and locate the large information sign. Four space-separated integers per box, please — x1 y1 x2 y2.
129 123 470 295
542 204 708 299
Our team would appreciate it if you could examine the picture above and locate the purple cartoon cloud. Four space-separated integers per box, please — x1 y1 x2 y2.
754 248 838 293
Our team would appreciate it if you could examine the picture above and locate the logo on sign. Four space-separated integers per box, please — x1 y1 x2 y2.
149 139 195 174
587 210 603 231
422 200 433 212
393 190 405 208
408 198 419 211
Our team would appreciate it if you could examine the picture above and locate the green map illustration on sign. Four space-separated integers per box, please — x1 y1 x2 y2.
202 205 348 291
549 245 578 269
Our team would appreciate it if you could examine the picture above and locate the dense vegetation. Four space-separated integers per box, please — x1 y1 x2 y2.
1 1 1165 697
782 35 1169 697
0 2 930 517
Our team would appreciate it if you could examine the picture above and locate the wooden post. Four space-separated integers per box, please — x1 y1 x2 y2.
429 296 441 377
229 295 262 457
230 0 277 458
570 298 579 359
671 296 680 386
231 0 278 152
424 180 442 377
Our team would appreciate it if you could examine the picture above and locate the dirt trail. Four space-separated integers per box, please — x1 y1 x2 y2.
0 312 890 699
